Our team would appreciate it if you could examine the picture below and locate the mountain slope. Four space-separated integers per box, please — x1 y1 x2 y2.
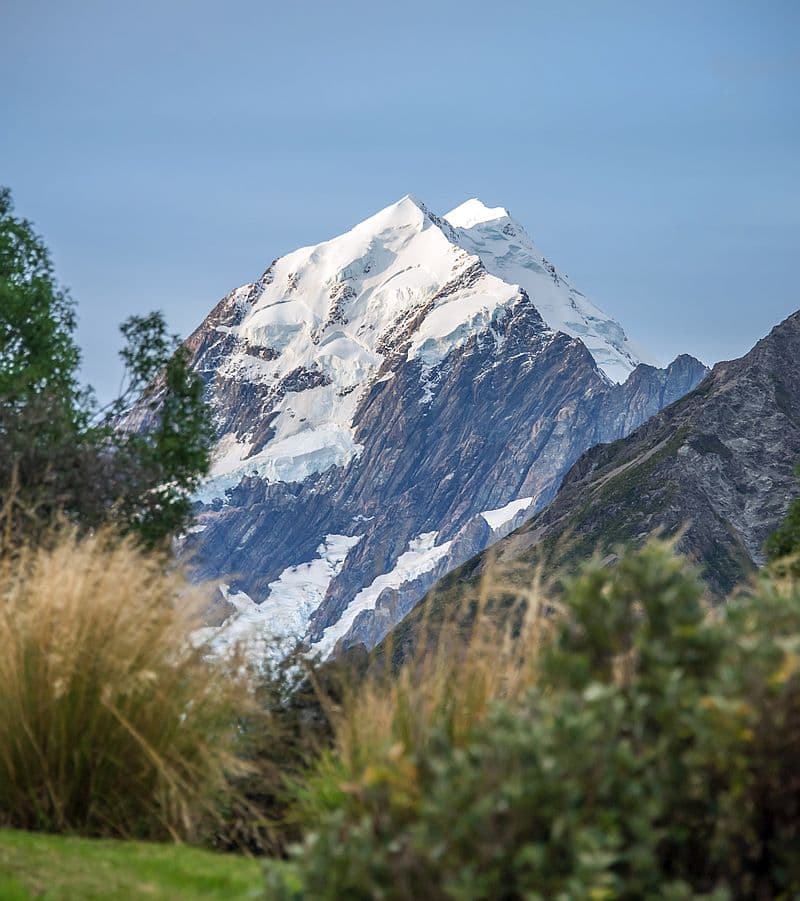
390 309 800 658
444 199 650 382
174 196 707 657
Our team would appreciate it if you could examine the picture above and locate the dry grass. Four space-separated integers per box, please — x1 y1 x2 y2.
0 528 252 841
300 557 560 818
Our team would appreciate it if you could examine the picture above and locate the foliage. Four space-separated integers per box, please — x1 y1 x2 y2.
0 529 252 841
270 541 800 899
766 463 800 574
0 188 84 422
0 828 264 900
106 315 215 548
0 187 213 549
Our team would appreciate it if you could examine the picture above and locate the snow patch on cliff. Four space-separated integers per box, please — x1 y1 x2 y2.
313 531 453 658
407 272 522 369
197 425 363 501
262 533 363 639
481 496 534 531
193 534 362 658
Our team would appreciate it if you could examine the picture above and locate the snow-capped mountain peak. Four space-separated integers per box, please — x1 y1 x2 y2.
444 197 511 228
190 195 652 499
167 194 706 663
194 195 521 498
444 198 652 383
346 192 432 238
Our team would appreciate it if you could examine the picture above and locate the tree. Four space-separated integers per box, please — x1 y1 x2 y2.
0 188 91 539
0 187 83 417
109 313 215 548
0 187 213 548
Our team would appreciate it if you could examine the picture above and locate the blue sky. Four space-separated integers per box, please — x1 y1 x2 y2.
2 0 798 397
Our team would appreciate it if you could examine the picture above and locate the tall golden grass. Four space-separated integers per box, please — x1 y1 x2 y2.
297 559 559 822
0 528 251 841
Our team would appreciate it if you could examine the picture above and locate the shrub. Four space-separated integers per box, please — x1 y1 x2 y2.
0 529 250 841
270 541 800 899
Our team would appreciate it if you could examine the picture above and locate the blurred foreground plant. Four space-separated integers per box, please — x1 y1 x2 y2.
0 528 251 841
271 540 800 899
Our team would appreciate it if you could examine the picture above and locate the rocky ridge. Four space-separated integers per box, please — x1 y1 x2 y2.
389 309 800 663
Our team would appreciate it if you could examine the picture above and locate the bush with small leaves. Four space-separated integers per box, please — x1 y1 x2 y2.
268 541 800 899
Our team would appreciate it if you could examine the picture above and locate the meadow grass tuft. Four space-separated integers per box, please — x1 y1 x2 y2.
0 528 251 841
294 556 558 827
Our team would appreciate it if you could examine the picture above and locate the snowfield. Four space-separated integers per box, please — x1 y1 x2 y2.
195 533 362 660
312 531 454 658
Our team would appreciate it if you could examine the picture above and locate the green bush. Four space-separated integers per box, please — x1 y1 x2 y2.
270 542 800 899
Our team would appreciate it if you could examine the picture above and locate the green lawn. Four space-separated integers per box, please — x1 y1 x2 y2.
0 830 265 900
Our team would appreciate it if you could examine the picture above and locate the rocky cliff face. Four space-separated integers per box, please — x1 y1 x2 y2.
396 310 800 650
171 196 707 658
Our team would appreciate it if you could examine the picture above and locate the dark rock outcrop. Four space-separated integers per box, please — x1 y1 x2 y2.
391 309 800 659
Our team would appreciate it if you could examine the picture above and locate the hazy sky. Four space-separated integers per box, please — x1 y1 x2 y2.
2 0 798 398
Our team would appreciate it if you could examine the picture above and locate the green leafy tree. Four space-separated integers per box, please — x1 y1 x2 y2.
0 187 83 417
0 188 92 537
109 313 214 547
0 187 213 548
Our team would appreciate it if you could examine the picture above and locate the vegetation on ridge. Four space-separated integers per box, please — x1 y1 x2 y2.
767 464 800 576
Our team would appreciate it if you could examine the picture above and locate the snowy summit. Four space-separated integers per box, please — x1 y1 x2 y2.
196 195 649 499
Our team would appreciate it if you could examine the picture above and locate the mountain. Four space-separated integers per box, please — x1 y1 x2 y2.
389 310 800 659
173 196 707 658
